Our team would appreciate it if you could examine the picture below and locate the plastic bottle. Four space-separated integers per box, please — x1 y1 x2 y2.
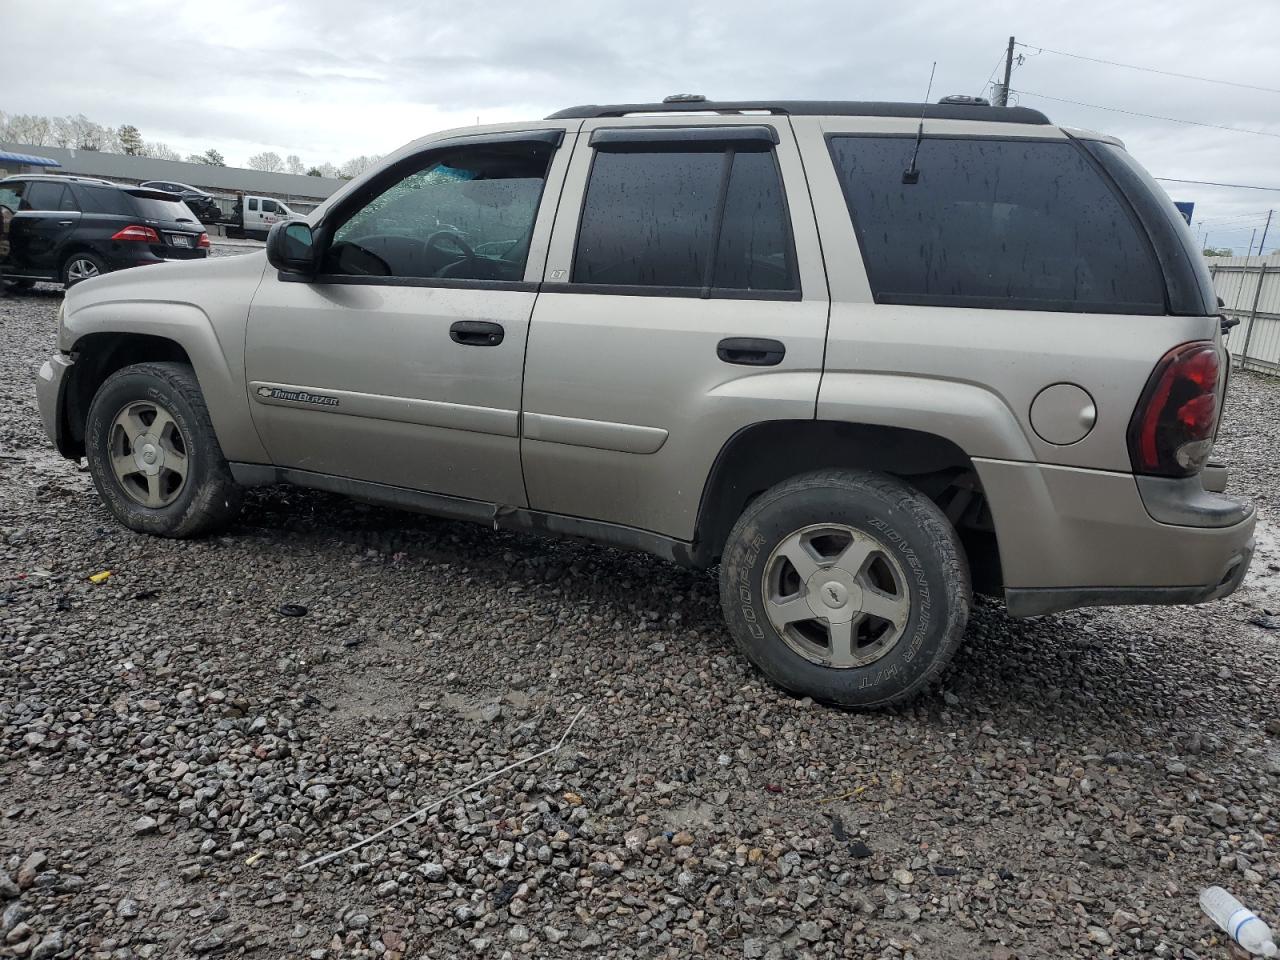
1200 886 1278 957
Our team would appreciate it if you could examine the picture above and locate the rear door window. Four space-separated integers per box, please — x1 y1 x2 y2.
24 181 68 212
572 141 797 295
828 136 1165 314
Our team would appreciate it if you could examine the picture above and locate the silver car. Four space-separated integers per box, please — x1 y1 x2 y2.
35 96 1255 708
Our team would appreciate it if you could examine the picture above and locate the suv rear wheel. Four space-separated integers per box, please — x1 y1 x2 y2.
719 469 971 708
62 252 106 287
85 362 242 537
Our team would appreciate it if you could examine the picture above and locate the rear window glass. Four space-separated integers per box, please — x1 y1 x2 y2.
828 136 1165 314
78 186 133 216
129 194 198 222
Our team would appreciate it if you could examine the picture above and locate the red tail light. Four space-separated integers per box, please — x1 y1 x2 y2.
197 232 210 248
1127 341 1220 477
111 225 160 243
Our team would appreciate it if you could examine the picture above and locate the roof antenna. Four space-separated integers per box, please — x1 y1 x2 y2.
902 61 936 185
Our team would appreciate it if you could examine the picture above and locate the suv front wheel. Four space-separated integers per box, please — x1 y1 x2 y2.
85 362 243 538
719 469 971 709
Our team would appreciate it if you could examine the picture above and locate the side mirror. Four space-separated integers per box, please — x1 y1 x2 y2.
266 220 316 276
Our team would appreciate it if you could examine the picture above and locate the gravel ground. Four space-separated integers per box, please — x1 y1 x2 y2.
2 275 1278 960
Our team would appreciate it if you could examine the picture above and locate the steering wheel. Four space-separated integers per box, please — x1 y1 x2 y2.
424 230 475 261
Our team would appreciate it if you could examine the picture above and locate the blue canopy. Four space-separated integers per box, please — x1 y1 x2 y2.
0 150 60 167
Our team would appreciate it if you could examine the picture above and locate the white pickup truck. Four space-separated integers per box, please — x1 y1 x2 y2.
225 194 299 240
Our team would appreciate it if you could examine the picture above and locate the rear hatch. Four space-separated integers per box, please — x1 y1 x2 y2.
125 189 208 259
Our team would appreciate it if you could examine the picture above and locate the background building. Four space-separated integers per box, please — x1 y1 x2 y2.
0 141 345 216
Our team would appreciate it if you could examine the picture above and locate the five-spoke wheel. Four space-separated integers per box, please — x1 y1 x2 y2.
107 400 190 508
764 523 912 669
85 362 242 538
719 469 971 708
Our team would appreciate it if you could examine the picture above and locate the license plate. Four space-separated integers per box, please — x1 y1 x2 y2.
169 234 192 248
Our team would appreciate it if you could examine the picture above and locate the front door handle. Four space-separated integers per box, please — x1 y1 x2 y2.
57 220 75 226
450 320 505 346
717 337 785 366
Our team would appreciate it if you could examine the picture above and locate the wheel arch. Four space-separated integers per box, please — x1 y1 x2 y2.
692 419 1004 594
61 332 195 458
58 244 107 282
60 299 269 464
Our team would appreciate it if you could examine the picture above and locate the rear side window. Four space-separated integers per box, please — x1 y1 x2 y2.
78 186 133 216
572 144 796 294
828 136 1165 314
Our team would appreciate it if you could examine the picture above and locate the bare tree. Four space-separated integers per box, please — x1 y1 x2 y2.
144 141 183 162
1 113 55 146
314 162 341 179
285 154 305 175
339 154 380 178
247 151 284 173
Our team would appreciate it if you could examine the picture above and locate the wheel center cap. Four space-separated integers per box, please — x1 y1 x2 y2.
133 435 164 475
804 568 863 623
821 581 849 608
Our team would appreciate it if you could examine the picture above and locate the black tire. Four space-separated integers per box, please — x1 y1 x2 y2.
61 251 107 287
84 362 243 538
719 469 971 709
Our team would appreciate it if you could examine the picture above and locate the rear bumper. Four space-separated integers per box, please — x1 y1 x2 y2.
976 458 1256 617
35 352 75 456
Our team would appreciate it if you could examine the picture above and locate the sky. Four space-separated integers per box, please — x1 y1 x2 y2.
4 0 1280 253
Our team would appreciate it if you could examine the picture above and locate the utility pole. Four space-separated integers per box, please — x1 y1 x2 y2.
1259 209 1274 257
996 36 1016 106
1249 228 1257 256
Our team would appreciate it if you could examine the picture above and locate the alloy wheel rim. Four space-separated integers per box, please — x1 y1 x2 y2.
107 400 190 508
67 259 100 283
762 523 912 668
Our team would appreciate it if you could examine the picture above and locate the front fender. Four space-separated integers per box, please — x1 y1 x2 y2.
61 255 270 464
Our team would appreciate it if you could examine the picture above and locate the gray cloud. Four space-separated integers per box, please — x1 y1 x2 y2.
4 0 1279 248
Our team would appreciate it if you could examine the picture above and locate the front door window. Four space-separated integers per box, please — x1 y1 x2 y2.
325 141 554 283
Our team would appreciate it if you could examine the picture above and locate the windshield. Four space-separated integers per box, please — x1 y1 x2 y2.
129 195 198 223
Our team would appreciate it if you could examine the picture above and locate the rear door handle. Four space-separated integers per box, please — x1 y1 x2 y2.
717 337 785 366
57 220 75 226
450 320 505 346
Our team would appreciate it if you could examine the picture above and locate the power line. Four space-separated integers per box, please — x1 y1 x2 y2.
1012 89 1280 140
1016 42 1280 96
977 49 1007 99
1156 177 1280 193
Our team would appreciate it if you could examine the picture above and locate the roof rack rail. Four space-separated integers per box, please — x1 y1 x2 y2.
546 99 1051 124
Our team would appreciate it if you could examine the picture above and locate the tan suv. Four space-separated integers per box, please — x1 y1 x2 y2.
35 96 1255 708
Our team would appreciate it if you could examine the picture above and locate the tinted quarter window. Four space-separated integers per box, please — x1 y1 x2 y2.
25 181 67 211
77 186 133 216
574 146 796 292
327 141 553 282
828 136 1165 313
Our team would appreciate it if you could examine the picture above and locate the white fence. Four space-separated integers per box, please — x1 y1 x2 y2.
1209 255 1280 373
